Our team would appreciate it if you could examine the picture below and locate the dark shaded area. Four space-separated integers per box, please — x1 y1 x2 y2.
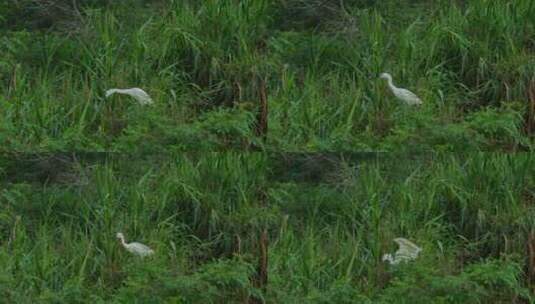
0 0 161 31
267 152 385 183
272 0 380 31
0 152 109 184
1 0 100 30
266 152 460 191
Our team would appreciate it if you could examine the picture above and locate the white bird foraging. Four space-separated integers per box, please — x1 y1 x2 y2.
379 73 423 105
105 88 153 105
382 237 422 265
116 232 154 257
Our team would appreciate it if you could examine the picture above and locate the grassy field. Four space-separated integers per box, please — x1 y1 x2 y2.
1 0 535 303
1 153 534 302
1 0 534 151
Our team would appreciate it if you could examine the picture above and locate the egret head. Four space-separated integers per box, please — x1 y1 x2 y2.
116 232 124 240
379 73 392 80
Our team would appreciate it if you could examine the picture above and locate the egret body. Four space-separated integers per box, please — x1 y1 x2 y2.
105 88 153 105
380 73 422 105
116 232 154 257
382 237 422 265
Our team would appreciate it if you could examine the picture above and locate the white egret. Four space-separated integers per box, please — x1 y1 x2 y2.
379 73 423 105
116 232 154 257
382 237 422 265
105 88 153 105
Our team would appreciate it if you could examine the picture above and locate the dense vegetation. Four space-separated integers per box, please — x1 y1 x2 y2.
1 0 533 151
1 0 534 302
1 153 534 302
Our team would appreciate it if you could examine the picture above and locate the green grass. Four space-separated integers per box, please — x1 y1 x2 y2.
1 0 535 302
0 0 533 151
1 153 534 302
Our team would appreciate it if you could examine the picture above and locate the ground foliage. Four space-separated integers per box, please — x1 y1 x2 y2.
1 0 535 302
1 153 534 302
0 0 533 151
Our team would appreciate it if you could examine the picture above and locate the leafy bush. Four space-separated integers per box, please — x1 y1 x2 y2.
465 103 527 149
378 260 531 303
115 259 257 303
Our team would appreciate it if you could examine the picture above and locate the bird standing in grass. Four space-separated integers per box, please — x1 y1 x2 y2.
379 73 423 105
116 232 154 257
382 237 422 265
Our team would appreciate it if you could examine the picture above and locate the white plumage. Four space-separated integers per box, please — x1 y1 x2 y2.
105 88 153 105
379 73 423 105
382 237 422 265
116 232 154 257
